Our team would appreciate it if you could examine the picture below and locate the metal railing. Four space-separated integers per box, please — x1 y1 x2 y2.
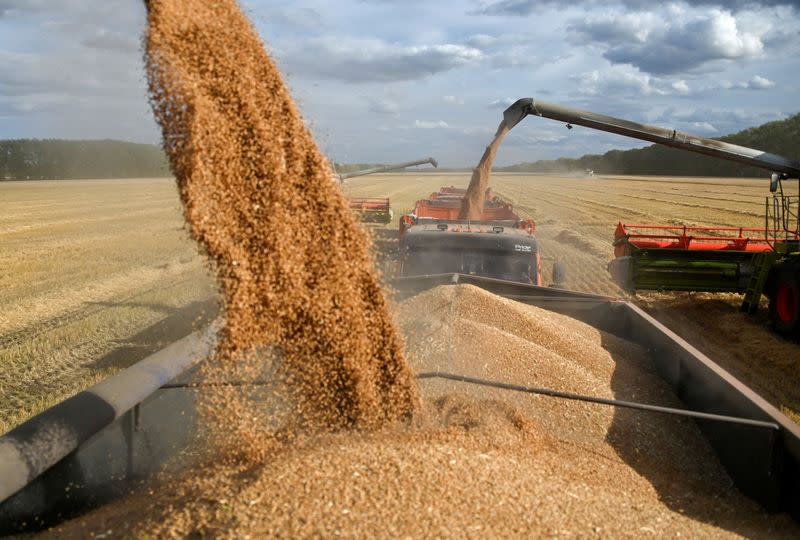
766 194 800 247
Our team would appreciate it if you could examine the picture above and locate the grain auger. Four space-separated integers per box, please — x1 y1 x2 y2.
342 157 438 223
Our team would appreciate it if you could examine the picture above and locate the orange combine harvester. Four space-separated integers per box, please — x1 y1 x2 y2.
397 186 555 286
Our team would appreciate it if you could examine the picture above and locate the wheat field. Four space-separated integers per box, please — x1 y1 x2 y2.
1 173 797 434
0 178 217 433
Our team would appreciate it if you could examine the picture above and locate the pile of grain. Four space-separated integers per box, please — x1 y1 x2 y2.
143 0 417 452
51 285 798 537
459 121 509 220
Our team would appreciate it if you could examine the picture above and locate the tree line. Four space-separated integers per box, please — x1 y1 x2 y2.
4 112 797 181
0 139 170 180
499 113 800 178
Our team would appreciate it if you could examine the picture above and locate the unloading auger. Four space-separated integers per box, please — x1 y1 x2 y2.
342 157 438 223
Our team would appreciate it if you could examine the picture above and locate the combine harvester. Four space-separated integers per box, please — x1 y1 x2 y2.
2 111 800 534
397 186 565 286
343 157 438 224
501 98 800 338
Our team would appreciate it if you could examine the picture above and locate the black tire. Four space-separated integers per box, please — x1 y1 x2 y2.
768 266 800 339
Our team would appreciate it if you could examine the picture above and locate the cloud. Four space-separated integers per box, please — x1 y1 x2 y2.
691 121 718 133
506 131 568 144
259 6 323 29
645 105 789 136
283 37 483 82
81 29 138 53
465 34 497 48
461 32 540 69
744 75 775 89
568 68 778 99
472 0 800 16
671 80 690 94
488 97 514 108
569 65 683 97
414 119 449 129
443 95 465 105
368 97 400 115
568 9 765 74
688 74 777 93
0 0 154 141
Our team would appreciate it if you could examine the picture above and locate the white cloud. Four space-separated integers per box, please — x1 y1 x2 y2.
465 34 497 48
691 121 718 133
488 97 514 108
671 80 690 94
708 75 777 91
746 75 775 89
414 119 449 129
569 8 766 74
473 0 800 16
368 97 400 115
570 65 680 97
443 95 464 105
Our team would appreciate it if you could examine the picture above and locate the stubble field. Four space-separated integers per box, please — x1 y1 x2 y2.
0 178 217 433
1 173 798 434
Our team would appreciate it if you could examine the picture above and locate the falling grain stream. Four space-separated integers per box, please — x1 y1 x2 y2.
459 121 509 220
45 0 799 536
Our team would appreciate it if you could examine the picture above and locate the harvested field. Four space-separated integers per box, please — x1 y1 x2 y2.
0 178 217 434
49 285 798 537
5 172 800 535
4 173 797 431
344 171 800 422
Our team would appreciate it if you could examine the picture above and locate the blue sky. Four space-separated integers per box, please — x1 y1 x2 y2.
0 0 798 166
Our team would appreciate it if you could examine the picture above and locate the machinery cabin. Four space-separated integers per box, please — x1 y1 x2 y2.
398 187 542 285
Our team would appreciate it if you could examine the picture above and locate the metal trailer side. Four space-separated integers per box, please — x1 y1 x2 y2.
1 276 798 533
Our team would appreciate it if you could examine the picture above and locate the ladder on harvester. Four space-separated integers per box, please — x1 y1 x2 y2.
740 252 777 314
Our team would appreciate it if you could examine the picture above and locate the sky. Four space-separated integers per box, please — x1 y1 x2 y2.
0 0 798 166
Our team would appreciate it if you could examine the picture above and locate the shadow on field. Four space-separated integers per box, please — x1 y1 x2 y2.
90 297 219 372
600 332 789 537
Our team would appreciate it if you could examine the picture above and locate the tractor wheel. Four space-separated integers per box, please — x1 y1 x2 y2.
768 267 800 339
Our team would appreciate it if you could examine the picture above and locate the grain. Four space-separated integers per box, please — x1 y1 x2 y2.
143 0 418 453
459 121 509 220
49 285 799 538
39 0 800 535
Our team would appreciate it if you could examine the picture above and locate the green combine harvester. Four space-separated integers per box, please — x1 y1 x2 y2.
502 98 800 338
